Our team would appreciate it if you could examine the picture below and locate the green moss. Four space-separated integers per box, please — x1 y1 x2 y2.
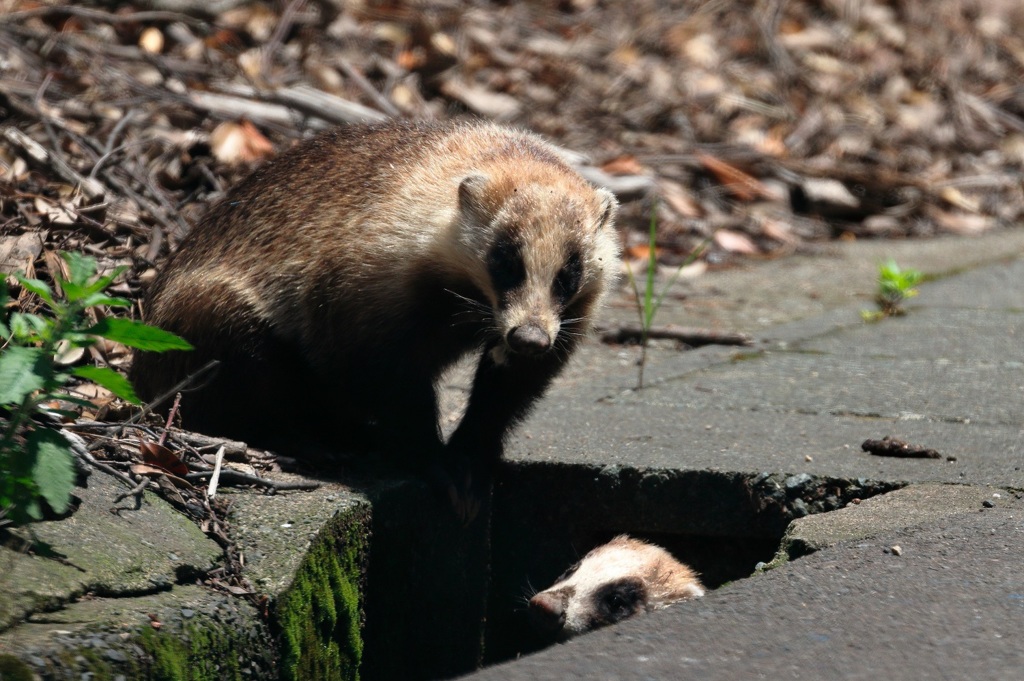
140 622 228 679
0 654 35 681
140 626 189 680
276 510 369 681
139 618 252 681
56 645 118 679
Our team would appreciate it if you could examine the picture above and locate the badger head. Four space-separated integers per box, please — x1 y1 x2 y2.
528 536 704 640
454 170 618 365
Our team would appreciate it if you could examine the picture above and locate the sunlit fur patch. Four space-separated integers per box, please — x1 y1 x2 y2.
535 535 705 638
133 120 619 453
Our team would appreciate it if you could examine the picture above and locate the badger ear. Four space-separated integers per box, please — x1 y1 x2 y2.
595 188 618 232
458 173 490 223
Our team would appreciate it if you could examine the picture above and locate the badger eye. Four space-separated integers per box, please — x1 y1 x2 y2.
594 578 645 624
487 237 526 293
553 250 582 304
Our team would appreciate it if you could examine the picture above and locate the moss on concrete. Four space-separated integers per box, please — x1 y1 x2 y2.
0 654 35 681
1 585 275 680
0 468 222 631
139 620 249 681
276 507 370 681
52 645 124 680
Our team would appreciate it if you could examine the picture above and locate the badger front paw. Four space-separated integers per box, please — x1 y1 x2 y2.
426 447 497 525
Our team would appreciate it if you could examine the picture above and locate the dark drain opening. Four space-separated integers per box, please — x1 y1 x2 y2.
485 530 780 663
485 462 900 667
485 463 784 664
358 463 900 681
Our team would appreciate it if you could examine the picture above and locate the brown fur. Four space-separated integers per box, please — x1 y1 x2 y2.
131 120 618 508
529 535 704 639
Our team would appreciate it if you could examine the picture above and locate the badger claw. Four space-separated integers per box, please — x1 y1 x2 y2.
426 457 489 525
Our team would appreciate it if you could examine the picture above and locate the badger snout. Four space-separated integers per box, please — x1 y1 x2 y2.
528 590 567 636
507 323 552 355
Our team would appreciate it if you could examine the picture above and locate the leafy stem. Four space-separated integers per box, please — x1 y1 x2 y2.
625 202 710 390
861 259 923 322
1 252 191 525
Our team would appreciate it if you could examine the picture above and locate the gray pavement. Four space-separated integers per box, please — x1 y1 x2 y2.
464 231 1024 680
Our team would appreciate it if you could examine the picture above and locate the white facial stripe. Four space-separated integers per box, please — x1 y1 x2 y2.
556 545 652 633
540 538 705 635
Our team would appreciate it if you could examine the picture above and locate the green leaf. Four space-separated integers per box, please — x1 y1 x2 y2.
15 275 55 307
9 312 50 342
0 346 48 404
84 318 193 352
59 331 98 348
28 427 75 515
83 267 129 297
73 365 141 404
60 278 89 303
80 294 132 308
62 251 97 288
23 498 43 521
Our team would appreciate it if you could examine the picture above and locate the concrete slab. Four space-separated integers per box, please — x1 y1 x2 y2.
777 483 1004 556
469 492 1024 681
511 403 1024 488
470 234 1024 680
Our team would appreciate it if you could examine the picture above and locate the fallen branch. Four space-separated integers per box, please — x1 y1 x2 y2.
1 127 105 199
599 323 754 347
185 469 321 491
214 82 389 126
3 5 210 26
861 436 941 459
165 429 250 459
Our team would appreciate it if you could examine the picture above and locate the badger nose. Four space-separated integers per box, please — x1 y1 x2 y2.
528 591 567 636
507 324 551 355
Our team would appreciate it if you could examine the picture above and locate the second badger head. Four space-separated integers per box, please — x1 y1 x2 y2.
529 536 705 640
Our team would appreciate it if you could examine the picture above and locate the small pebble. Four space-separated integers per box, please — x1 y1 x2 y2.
785 473 813 491
790 498 809 517
982 500 994 508
890 545 902 556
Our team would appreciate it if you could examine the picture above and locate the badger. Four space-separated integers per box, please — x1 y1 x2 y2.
528 535 704 639
130 120 619 517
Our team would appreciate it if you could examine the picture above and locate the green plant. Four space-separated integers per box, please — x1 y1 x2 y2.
625 203 710 389
0 252 191 525
861 259 923 321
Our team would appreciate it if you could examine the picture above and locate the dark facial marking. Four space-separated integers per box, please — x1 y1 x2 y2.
487 235 526 295
591 578 646 627
553 250 583 305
